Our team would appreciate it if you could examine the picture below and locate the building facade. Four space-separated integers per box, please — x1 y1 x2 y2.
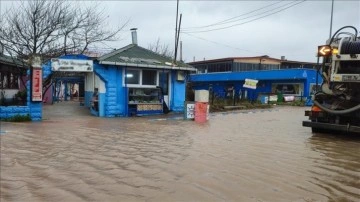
0 54 47 121
188 56 322 105
91 42 195 117
43 29 195 118
0 54 28 104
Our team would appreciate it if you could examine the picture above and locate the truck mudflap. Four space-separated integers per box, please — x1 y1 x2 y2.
303 121 360 133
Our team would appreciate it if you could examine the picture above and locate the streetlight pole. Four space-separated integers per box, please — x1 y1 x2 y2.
329 0 334 38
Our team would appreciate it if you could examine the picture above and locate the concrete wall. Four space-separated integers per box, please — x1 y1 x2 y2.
0 106 30 120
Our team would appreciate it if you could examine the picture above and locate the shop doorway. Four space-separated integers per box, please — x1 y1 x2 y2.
159 71 170 107
51 76 84 103
42 57 93 117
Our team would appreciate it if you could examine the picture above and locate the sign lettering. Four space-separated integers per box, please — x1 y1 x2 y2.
32 69 43 101
51 59 93 72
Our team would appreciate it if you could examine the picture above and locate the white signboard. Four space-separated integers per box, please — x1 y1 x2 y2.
51 59 93 72
269 95 278 102
243 78 258 89
186 103 195 119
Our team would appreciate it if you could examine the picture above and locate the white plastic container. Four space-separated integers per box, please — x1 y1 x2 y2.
195 90 209 102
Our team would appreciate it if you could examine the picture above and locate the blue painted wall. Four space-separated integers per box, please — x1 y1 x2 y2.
94 64 189 117
0 106 30 120
190 69 319 82
93 63 127 117
171 71 187 112
189 69 323 104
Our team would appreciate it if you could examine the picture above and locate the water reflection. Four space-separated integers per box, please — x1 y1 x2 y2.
1 104 359 202
307 133 360 202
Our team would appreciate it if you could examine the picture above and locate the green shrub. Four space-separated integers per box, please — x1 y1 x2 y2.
1 114 31 122
15 90 27 100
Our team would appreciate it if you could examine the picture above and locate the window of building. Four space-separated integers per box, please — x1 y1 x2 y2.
125 69 140 85
0 72 19 89
207 62 232 73
194 64 207 74
271 83 303 95
142 70 157 85
124 68 161 87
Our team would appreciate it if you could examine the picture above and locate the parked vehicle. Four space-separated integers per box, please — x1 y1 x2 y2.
303 26 360 133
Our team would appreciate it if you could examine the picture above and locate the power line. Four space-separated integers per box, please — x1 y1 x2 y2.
182 0 285 30
183 32 268 55
182 0 305 33
183 32 312 58
181 0 306 34
204 1 297 28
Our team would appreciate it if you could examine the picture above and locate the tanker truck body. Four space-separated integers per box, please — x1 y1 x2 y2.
303 26 360 133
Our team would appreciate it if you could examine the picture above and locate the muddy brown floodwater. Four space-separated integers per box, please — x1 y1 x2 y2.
1 102 359 202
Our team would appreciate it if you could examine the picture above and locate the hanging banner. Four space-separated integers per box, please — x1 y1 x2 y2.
32 69 43 101
243 78 258 89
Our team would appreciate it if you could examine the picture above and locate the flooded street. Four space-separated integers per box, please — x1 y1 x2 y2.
1 102 359 202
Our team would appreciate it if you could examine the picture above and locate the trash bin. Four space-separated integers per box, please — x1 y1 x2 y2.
277 92 284 102
260 95 268 104
195 102 208 123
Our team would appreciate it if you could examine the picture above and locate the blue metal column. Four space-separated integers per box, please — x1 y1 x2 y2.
64 82 68 101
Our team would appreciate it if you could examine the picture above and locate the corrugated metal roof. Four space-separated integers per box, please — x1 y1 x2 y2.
188 56 279 65
98 44 195 71
0 54 28 69
188 56 317 65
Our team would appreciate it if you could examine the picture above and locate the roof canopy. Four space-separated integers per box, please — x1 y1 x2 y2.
98 44 195 71
0 54 28 69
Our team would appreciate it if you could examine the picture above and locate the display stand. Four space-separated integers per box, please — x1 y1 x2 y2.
128 88 163 116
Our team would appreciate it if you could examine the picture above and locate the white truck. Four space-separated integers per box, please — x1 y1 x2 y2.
303 26 360 133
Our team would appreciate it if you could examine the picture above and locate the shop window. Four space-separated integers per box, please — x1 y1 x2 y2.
272 83 303 95
0 72 19 89
124 69 162 87
142 70 157 85
125 69 140 84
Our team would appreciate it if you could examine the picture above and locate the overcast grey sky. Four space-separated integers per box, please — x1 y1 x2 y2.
1 1 359 63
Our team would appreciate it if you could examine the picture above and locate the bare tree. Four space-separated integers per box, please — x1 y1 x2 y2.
0 0 128 97
0 0 128 60
148 38 174 59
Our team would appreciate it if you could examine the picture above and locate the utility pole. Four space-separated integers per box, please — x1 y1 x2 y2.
180 41 183 61
174 14 182 63
174 0 179 63
329 0 334 38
